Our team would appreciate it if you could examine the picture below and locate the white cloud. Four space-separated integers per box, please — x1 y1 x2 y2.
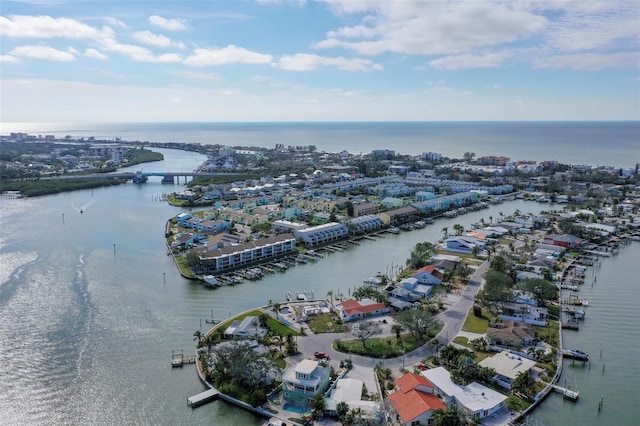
105 17 126 28
0 55 19 63
132 30 185 49
85 48 108 60
0 15 105 40
101 38 182 63
534 52 640 71
9 45 75 61
184 45 272 67
274 53 382 71
429 51 511 71
543 2 639 52
316 1 547 55
148 15 187 31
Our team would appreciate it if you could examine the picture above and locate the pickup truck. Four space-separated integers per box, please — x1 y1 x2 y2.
314 351 330 360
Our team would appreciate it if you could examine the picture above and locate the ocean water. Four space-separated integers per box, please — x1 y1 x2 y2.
1 121 638 168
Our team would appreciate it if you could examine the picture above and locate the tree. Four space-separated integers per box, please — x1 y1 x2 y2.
483 269 514 305
391 324 404 341
490 254 508 273
352 320 382 349
432 403 466 426
441 226 449 238
440 345 460 367
396 309 439 342
471 245 480 258
311 392 326 419
326 290 334 305
463 152 476 162
193 330 202 344
407 241 434 269
457 356 479 385
336 401 349 421
453 223 464 236
511 370 533 396
346 201 354 217
517 278 558 306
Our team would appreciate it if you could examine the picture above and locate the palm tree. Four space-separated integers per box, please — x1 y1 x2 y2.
201 333 215 353
326 290 334 305
441 345 459 367
453 223 464 236
441 226 449 238
193 330 202 344
471 245 479 258
432 403 466 426
336 401 349 422
457 356 479 384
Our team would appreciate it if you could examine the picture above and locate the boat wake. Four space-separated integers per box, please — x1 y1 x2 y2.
72 199 96 214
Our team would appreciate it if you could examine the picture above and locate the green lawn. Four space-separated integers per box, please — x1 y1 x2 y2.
462 309 490 333
336 333 423 358
306 313 348 333
222 309 303 337
452 336 492 362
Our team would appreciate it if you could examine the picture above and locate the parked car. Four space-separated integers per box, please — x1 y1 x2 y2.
314 351 330 360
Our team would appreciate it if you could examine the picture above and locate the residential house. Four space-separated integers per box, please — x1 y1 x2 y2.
411 265 443 285
336 298 390 322
346 215 386 235
442 236 486 255
272 220 309 234
387 372 446 425
282 359 331 407
421 367 507 420
223 316 268 340
478 351 537 390
324 376 379 422
543 234 582 249
380 206 421 226
195 219 230 234
400 277 434 298
353 202 380 217
486 320 537 349
498 302 548 326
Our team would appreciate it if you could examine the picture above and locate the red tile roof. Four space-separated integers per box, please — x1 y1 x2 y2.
396 372 434 393
341 299 386 316
388 373 446 423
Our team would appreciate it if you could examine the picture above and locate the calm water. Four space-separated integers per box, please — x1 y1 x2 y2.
2 121 639 168
0 137 638 425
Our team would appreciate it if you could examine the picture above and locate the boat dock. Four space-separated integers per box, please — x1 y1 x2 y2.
187 388 220 408
551 384 579 401
171 349 196 368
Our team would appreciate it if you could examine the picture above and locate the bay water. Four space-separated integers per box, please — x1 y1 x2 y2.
1 124 638 425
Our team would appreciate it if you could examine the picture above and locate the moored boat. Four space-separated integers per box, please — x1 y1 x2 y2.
202 275 220 288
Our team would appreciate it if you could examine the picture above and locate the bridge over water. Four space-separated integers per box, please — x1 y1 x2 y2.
41 171 240 184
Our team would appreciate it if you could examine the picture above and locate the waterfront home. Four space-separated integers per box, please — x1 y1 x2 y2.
421 367 507 419
336 298 390 322
543 234 582 249
223 316 268 340
345 215 386 235
272 219 308 234
171 232 205 249
380 206 421 226
205 233 242 250
293 222 348 248
478 351 537 390
486 320 537 349
195 219 230 234
441 236 486 254
282 359 331 407
400 277 434 298
197 234 296 274
411 265 443 285
387 372 446 426
176 212 193 227
498 302 548 326
324 377 379 422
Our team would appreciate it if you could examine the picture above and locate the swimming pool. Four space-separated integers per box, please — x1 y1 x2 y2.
282 402 309 414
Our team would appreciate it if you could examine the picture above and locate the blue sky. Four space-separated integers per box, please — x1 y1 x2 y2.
1 0 638 122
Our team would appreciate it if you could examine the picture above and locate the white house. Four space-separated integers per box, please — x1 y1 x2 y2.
478 351 537 390
421 367 508 419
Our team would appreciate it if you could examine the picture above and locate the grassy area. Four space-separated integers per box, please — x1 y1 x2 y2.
535 320 559 346
306 313 348 333
233 309 303 337
336 333 424 358
461 309 490 333
452 336 492 362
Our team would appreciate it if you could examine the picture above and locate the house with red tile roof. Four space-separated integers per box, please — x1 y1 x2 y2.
387 372 446 425
411 265 443 285
336 298 390 322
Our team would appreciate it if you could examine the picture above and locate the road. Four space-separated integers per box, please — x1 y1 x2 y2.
295 260 489 372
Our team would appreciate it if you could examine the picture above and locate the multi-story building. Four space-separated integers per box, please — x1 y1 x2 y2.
293 222 348 247
282 359 331 407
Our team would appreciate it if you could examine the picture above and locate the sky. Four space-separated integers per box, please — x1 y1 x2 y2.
1 0 639 122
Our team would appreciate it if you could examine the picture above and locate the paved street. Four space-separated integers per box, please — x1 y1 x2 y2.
294 260 489 373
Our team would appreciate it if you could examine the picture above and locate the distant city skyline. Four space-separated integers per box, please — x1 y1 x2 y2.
1 0 639 122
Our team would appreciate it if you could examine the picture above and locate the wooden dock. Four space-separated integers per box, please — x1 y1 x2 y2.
171 349 196 368
562 322 580 330
187 388 219 407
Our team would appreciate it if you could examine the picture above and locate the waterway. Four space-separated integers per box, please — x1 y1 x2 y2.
0 148 637 425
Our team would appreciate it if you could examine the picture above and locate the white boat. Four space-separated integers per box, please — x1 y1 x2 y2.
389 227 400 234
202 275 220 288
